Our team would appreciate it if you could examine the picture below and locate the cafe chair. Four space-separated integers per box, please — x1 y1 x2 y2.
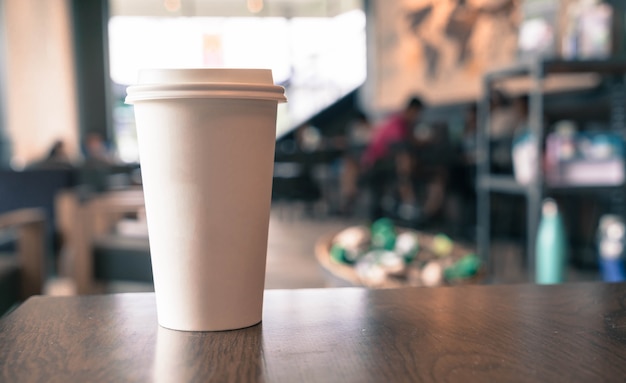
0 208 46 315
56 188 151 294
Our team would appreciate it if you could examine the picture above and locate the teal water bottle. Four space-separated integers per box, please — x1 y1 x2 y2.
535 198 567 284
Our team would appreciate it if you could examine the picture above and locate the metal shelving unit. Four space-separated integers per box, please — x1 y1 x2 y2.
476 58 626 280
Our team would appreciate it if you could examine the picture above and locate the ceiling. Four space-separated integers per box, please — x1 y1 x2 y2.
109 0 363 18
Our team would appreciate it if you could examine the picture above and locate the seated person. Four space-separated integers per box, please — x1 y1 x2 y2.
27 140 74 170
361 96 424 221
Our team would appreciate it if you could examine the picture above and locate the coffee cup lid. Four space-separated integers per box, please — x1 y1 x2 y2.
126 68 287 104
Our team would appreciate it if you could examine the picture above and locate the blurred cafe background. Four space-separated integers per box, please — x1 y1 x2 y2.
0 0 625 312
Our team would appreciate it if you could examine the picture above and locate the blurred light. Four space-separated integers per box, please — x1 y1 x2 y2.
10 157 25 171
164 0 181 13
247 0 263 14
607 220 625 240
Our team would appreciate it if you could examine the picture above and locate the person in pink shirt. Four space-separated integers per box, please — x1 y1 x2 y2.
361 97 424 169
362 96 425 220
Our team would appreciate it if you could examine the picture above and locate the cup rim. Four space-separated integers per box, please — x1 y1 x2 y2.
126 68 287 104
126 82 287 104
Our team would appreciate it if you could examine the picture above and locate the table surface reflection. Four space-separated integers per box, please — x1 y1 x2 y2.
1 284 626 382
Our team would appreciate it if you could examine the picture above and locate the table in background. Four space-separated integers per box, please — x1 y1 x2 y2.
1 283 626 382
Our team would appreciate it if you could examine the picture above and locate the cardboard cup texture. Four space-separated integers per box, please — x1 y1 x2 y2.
126 69 286 331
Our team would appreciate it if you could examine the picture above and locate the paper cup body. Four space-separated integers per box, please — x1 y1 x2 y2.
127 69 285 331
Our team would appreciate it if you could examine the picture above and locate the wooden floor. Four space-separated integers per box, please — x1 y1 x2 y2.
46 204 601 295
265 207 600 288
265 206 356 289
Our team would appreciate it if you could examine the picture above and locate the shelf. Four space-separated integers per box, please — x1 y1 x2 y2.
484 63 531 82
543 59 626 75
477 58 626 282
478 174 625 195
485 59 626 82
478 175 529 195
547 182 625 194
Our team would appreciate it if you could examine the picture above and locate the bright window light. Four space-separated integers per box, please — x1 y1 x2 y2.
108 10 366 162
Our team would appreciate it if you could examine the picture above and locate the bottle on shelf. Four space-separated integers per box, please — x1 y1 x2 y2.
597 215 626 283
536 198 567 284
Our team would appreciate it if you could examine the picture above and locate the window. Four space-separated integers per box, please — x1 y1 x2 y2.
108 8 366 163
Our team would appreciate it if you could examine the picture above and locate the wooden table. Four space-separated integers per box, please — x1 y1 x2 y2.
1 283 626 382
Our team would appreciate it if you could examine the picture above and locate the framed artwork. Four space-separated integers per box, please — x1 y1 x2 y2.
368 0 521 109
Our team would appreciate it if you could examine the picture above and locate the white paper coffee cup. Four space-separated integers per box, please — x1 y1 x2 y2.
126 68 286 331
